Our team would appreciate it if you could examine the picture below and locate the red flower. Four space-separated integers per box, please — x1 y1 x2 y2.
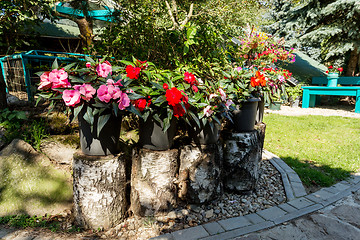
250 71 266 87
326 70 329 74
184 72 197 85
134 98 147 112
192 85 198 93
126 65 141 79
165 87 183 106
163 83 169 90
173 103 186 118
338 67 343 72
328 65 333 69
136 59 148 70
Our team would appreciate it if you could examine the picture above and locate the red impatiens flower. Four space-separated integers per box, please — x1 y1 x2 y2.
126 65 141 79
338 67 343 72
165 87 183 106
136 59 148 70
134 98 147 112
184 72 197 85
163 83 169 90
250 71 267 87
173 103 186 118
328 65 333 69
192 85 198 93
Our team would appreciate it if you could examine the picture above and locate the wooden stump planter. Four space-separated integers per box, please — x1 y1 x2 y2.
73 151 128 230
222 127 263 192
178 144 222 204
130 148 178 216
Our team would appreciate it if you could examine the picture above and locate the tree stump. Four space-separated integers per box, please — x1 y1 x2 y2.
223 129 263 192
130 148 178 216
73 151 127 230
178 144 222 203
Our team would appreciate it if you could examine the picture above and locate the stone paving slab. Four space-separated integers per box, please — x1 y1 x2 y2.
277 203 298 213
287 197 315 209
202 222 225 235
257 206 286 221
171 226 209 240
244 213 265 224
218 216 251 231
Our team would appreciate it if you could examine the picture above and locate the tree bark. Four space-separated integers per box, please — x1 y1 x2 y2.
130 148 178 216
177 144 222 204
0 67 7 109
75 18 94 50
73 152 128 230
346 47 359 76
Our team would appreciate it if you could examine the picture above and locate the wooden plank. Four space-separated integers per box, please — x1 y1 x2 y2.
312 76 360 85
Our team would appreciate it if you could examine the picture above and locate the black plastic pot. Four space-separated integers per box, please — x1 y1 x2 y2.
78 111 122 156
138 116 177 150
232 98 260 132
189 121 220 145
255 97 265 124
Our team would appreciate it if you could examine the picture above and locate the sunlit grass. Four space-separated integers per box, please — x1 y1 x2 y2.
264 113 360 187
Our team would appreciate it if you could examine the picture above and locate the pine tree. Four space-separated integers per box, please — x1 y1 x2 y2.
268 0 360 76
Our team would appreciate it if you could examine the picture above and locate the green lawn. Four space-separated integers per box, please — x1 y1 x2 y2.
263 113 360 187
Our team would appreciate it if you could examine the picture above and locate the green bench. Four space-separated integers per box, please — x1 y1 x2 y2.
302 77 360 113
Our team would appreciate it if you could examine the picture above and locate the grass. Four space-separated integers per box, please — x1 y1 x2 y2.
263 113 360 187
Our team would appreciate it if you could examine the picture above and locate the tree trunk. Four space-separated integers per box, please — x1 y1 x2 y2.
223 130 263 192
75 18 94 50
130 148 178 216
177 144 222 204
346 47 359 76
0 67 7 109
73 152 128 230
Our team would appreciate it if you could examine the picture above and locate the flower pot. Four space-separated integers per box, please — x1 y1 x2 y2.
138 116 177 150
290 97 300 108
327 73 339 87
269 101 281 110
232 98 260 132
78 111 122 156
189 121 220 145
255 97 265 124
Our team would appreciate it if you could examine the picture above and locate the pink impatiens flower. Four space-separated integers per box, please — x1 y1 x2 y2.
86 62 92 68
225 99 234 110
49 68 71 89
218 88 226 102
73 84 96 101
96 61 112 78
38 71 52 90
204 105 213 117
62 89 81 107
118 92 130 110
97 84 122 103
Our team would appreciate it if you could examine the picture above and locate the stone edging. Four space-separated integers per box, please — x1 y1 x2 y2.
150 151 360 240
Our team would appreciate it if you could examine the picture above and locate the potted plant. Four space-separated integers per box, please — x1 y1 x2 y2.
36 58 140 156
325 65 343 87
287 85 302 107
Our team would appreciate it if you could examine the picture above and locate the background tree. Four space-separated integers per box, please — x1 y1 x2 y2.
268 0 360 76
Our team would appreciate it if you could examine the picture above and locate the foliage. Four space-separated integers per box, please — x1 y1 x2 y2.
267 0 360 74
264 113 360 187
286 84 303 101
0 109 48 150
0 0 54 54
0 215 60 231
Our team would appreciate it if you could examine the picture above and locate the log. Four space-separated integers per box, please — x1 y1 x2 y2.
73 152 128 230
178 144 222 203
130 148 178 216
223 129 262 192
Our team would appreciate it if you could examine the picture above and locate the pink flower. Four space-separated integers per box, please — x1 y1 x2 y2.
38 71 52 90
49 69 71 89
96 61 112 78
209 93 218 100
106 79 123 87
97 84 122 103
97 85 113 103
118 92 130 110
218 88 226 101
192 85 198 93
236 67 242 72
86 62 92 68
62 89 81 107
73 84 96 101
204 105 213 117
225 99 234 110
278 75 285 83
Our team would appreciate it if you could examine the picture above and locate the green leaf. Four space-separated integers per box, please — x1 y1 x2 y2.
69 75 85 83
112 66 122 72
142 111 150 122
97 114 111 137
85 56 95 64
152 113 162 124
122 78 133 87
127 104 142 118
112 102 118 117
150 81 163 90
52 59 59 70
128 93 145 100
188 110 200 128
143 70 152 81
163 117 171 133
212 115 221 125
35 71 45 77
83 107 94 126
154 95 166 104
63 62 77 71
73 105 84 122
120 60 134 66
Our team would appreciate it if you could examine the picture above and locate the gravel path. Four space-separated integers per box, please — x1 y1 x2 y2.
265 105 360 118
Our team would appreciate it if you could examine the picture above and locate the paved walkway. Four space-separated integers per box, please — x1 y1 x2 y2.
151 152 360 240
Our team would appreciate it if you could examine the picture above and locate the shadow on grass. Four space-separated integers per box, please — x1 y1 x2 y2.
279 156 352 187
0 151 72 217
